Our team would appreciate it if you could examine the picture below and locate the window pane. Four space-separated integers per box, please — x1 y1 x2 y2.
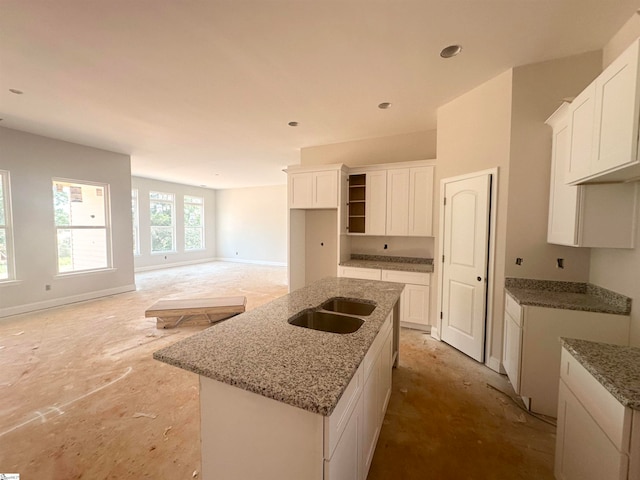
184 204 203 227
184 195 203 204
0 174 5 226
151 226 174 252
57 228 108 273
54 182 106 226
185 227 203 250
150 192 174 201
0 228 7 280
150 201 173 226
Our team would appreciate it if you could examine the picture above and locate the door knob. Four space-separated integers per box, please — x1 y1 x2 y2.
477 276 482 282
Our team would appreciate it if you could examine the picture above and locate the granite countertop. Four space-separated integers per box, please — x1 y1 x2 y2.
340 254 434 273
153 277 404 417
504 278 631 315
561 338 640 410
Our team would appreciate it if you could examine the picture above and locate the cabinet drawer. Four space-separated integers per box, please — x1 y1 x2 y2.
338 266 381 281
364 313 392 379
504 293 522 325
381 270 430 286
560 348 632 452
324 364 363 459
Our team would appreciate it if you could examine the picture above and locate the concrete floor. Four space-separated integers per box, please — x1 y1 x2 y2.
0 262 555 479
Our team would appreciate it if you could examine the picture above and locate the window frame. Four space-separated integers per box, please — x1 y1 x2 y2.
184 195 205 251
149 191 176 254
52 177 112 275
0 170 16 282
132 188 140 256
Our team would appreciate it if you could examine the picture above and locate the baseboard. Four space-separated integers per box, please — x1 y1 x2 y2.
486 355 504 374
430 326 441 341
215 257 287 267
0 284 137 319
134 257 218 272
400 321 431 333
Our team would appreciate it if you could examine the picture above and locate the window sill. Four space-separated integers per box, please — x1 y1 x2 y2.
150 252 177 256
0 279 23 287
185 248 207 252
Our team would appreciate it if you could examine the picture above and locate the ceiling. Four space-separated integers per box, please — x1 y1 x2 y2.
1 1 637 189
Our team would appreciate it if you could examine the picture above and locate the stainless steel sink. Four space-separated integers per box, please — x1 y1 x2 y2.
321 297 376 316
288 309 364 334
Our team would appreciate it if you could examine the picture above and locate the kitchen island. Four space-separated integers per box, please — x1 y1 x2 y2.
154 277 404 480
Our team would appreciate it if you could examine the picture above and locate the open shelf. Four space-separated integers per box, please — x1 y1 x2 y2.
348 174 366 234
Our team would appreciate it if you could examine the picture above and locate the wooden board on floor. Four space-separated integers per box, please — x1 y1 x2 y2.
145 296 247 329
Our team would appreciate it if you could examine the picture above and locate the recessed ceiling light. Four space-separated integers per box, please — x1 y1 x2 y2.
378 102 392 109
288 121 299 127
440 45 462 59
9 88 23 94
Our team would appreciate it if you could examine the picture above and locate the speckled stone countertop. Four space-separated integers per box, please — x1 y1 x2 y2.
561 338 640 410
340 254 434 273
505 278 631 315
153 277 404 416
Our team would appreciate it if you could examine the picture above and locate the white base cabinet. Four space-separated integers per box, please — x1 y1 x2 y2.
555 347 639 480
338 266 431 330
200 312 394 480
502 292 630 417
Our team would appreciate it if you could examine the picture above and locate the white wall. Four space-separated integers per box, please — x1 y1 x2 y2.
590 17 640 346
132 176 216 271
215 185 287 265
300 130 436 166
0 127 135 317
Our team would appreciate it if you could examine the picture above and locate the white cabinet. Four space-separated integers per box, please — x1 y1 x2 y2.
381 270 430 330
386 166 434 236
546 103 638 248
288 167 341 209
365 170 387 236
502 292 630 417
338 265 382 280
555 347 638 480
565 38 640 184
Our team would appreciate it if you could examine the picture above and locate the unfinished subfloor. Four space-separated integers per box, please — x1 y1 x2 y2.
0 262 555 479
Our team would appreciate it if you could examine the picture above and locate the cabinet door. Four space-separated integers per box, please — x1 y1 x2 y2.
362 357 380 474
555 381 628 480
324 395 363 480
547 108 580 246
403 284 430 326
289 172 313 208
365 171 387 236
502 309 522 394
386 168 410 236
314 171 339 208
592 39 640 176
408 166 434 236
379 327 393 419
566 82 596 184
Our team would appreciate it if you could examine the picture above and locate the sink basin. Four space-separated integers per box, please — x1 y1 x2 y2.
288 309 364 334
321 297 376 316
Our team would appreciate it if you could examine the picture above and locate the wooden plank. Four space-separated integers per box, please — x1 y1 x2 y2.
145 296 246 317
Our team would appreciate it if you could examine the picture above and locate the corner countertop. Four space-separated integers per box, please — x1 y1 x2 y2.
153 277 404 417
339 254 434 273
561 338 640 410
504 278 631 315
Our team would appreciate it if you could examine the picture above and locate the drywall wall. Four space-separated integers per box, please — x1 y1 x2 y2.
215 185 287 265
0 127 135 317
132 176 216 271
305 209 338 285
590 18 640 346
350 236 433 258
435 69 513 369
506 51 601 281
300 130 436 167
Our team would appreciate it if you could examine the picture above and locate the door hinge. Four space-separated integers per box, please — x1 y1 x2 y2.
440 311 443 320
442 254 445 263
444 197 447 206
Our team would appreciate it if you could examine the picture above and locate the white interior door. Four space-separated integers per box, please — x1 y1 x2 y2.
440 173 491 362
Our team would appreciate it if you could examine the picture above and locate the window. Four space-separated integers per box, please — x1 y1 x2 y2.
53 179 110 274
132 189 140 255
150 191 175 253
184 195 204 250
0 170 15 281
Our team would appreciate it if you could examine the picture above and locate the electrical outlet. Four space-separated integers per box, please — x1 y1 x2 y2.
515 258 523 266
556 258 564 269
45 284 51 291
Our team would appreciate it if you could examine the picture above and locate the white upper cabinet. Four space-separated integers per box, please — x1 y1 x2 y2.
365 170 387 236
287 165 343 209
386 166 434 237
546 103 638 248
566 38 640 184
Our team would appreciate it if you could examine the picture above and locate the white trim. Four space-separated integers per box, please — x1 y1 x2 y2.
348 158 437 174
400 321 431 333
0 284 136 319
54 267 118 279
134 257 218 272
215 257 287 267
435 167 499 370
0 279 23 287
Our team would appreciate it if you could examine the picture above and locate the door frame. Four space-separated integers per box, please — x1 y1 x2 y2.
433 167 500 371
